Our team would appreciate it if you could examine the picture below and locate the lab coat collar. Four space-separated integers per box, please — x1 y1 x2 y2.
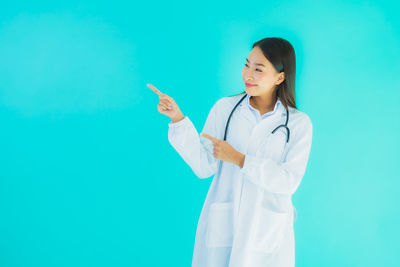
244 94 282 116
233 93 286 125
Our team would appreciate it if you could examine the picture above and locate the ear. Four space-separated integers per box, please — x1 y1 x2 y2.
275 72 285 85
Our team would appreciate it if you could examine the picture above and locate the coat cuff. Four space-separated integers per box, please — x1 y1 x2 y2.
239 154 274 184
168 116 188 128
240 154 257 176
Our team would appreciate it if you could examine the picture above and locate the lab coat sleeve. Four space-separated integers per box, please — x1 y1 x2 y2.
239 114 313 195
167 99 222 179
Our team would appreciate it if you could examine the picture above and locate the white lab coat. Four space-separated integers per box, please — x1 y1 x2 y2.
168 93 313 267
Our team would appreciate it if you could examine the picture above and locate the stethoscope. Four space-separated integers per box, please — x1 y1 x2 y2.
223 93 290 143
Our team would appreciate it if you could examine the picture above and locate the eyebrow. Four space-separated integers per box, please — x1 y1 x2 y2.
246 58 265 67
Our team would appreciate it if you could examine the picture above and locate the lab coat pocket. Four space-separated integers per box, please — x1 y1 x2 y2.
250 207 289 253
206 202 234 247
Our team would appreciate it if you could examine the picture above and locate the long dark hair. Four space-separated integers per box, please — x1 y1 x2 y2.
229 37 297 110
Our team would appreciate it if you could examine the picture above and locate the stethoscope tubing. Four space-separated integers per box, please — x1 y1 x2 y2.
223 93 290 143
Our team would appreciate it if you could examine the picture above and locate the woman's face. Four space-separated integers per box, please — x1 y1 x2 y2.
241 46 285 97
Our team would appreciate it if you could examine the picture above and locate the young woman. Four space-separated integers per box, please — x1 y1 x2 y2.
148 37 313 267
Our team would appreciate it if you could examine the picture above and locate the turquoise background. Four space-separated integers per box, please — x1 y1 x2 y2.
1 0 399 266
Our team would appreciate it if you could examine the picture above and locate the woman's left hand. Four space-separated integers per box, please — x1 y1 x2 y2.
200 133 245 167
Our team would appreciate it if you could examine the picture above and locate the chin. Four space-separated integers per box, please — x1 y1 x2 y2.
244 88 257 96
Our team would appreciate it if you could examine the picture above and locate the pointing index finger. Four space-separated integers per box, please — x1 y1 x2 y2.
147 84 163 97
200 133 219 143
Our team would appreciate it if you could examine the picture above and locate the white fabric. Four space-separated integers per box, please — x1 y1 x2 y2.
168 93 313 267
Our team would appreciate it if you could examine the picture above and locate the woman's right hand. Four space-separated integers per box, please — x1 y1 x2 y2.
147 83 185 123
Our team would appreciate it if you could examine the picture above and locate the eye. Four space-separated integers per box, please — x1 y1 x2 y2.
244 63 262 72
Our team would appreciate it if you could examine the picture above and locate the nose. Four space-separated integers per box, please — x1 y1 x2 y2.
244 74 254 82
243 69 255 81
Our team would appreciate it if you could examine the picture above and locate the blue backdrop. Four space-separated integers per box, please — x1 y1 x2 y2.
1 0 399 266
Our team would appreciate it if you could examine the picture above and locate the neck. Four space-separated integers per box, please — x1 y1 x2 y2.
250 92 278 113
